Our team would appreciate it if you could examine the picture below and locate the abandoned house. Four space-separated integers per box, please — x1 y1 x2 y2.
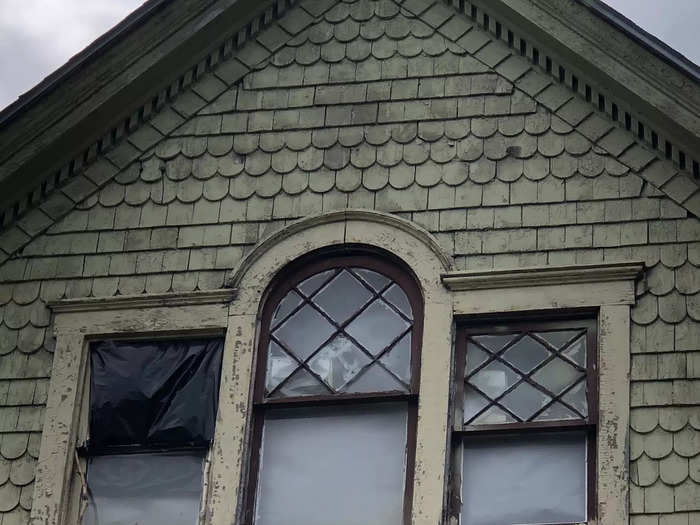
0 0 698 523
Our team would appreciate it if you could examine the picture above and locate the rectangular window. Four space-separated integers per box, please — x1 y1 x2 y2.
81 338 224 525
452 317 597 525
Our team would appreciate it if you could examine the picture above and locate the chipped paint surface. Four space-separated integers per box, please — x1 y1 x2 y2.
0 0 698 522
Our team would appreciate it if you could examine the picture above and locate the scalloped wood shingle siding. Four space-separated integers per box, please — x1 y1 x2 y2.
0 0 698 522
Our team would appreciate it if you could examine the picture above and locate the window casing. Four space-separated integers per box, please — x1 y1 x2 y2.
244 253 424 525
452 316 598 525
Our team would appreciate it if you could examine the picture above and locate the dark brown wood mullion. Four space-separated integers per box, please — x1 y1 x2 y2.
267 279 394 397
339 326 413 392
347 267 413 323
266 334 334 397
528 330 588 372
468 336 586 418
461 332 528 379
462 380 524 424
527 376 588 421
269 268 342 331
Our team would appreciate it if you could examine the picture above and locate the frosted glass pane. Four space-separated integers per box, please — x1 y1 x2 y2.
500 382 552 421
313 271 372 324
469 360 519 399
256 404 407 525
297 270 334 296
273 368 330 398
273 305 335 360
471 334 517 353
562 335 587 367
83 452 203 525
343 363 407 393
265 342 298 394
346 300 410 355
462 432 586 525
502 336 550 373
353 268 390 291
308 334 370 390
271 290 303 328
532 357 584 394
465 344 490 375
382 284 412 319
535 330 581 350
379 333 411 383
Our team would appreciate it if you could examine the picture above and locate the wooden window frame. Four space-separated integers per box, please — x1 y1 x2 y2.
453 314 599 523
243 252 424 525
29 291 233 525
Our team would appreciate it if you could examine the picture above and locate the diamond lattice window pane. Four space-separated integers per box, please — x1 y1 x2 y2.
271 290 303 329
469 360 519 399
471 334 518 353
266 342 299 394
379 333 411 384
346 300 410 355
562 335 587 367
273 305 335 361
562 380 588 417
343 363 407 393
463 385 490 424
382 284 412 319
472 406 516 425
312 271 373 324
465 343 491 375
273 368 330 398
308 335 371 391
534 330 581 350
502 336 551 373
353 268 390 291
500 382 552 421
534 401 580 421
297 270 335 297
531 358 584 395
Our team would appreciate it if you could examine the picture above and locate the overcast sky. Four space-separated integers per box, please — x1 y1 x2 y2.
0 0 697 111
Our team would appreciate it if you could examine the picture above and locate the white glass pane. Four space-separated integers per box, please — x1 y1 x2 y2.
83 452 203 525
256 404 407 525
462 432 586 525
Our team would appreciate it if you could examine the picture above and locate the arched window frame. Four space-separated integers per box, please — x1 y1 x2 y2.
243 249 425 525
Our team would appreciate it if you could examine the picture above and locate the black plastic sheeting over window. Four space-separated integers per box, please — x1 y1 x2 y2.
89 338 224 449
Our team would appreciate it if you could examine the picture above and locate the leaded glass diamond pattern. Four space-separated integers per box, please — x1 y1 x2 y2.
265 267 414 398
463 328 589 425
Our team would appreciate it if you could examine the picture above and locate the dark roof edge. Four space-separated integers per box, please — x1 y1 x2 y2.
0 0 171 128
576 0 700 83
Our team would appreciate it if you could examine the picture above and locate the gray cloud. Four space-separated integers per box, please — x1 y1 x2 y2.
604 0 699 64
0 0 697 112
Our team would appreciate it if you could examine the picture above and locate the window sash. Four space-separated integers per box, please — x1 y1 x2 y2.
452 315 599 522
244 254 424 525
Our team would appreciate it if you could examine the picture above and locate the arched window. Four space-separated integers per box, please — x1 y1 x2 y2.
244 252 423 525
